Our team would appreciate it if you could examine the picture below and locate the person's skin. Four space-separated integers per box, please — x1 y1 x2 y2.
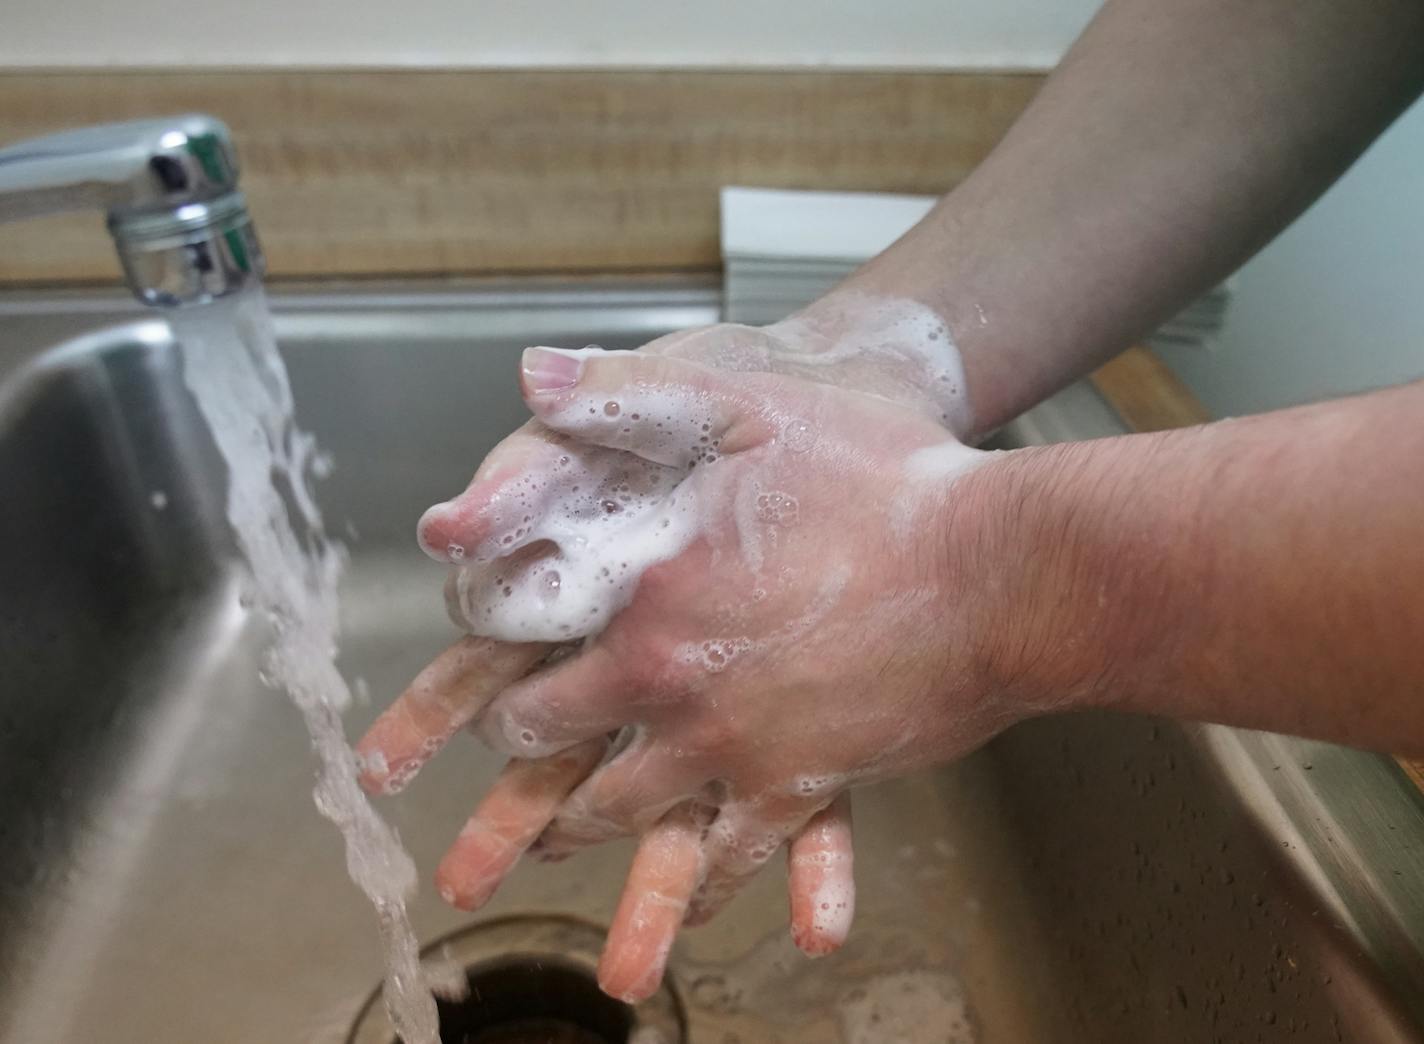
355 0 1424 1004
844 0 1424 437
998 380 1424 749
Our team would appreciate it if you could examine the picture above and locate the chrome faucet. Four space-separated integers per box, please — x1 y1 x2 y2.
0 114 265 307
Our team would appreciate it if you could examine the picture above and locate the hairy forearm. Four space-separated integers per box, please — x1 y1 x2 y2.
810 0 1424 437
987 380 1424 752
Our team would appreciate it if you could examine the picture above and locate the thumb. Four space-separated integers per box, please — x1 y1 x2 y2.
519 346 771 465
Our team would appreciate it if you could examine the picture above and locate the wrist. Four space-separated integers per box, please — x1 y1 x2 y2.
948 435 1176 720
773 288 975 437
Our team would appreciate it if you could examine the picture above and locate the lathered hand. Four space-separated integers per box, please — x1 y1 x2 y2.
358 328 1015 1001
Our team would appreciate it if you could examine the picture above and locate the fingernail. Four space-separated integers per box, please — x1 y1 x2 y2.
521 346 584 395
354 747 390 792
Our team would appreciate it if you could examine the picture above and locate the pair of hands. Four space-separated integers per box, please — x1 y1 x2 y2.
355 304 1027 1002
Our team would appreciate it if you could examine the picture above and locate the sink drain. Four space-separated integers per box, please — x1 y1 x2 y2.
345 914 686 1044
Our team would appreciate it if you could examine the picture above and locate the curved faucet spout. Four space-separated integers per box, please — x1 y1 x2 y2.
0 114 266 307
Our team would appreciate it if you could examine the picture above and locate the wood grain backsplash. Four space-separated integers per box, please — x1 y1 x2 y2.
0 70 1041 283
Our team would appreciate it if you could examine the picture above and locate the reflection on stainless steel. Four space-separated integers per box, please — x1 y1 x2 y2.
1200 728 1424 1025
0 278 1421 1042
0 115 264 306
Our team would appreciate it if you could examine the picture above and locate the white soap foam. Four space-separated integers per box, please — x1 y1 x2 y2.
904 440 988 482
732 478 767 575
436 374 721 643
769 293 974 436
754 489 799 526
792 774 838 797
890 440 998 541
437 293 973 646
672 563 850 675
780 417 815 452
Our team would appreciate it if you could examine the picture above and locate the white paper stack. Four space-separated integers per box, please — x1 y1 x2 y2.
720 186 1231 350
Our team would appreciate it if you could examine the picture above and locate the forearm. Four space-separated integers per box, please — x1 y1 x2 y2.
809 0 1424 436
987 379 1424 753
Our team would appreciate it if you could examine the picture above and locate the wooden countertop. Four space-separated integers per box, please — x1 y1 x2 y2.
0 69 1039 285
1090 346 1211 433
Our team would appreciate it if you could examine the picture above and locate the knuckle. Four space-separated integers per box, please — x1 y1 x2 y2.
579 782 639 828
477 701 563 758
549 795 627 845
682 712 744 756
603 627 678 693
646 549 711 600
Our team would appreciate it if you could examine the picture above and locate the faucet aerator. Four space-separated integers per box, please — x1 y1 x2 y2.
0 114 266 308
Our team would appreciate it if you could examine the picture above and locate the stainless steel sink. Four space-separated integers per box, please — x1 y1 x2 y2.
2 278 1422 1043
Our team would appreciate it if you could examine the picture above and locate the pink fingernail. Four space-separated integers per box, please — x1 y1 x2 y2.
521 347 584 395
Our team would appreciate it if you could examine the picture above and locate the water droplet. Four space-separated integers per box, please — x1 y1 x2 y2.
781 419 813 452
541 570 561 600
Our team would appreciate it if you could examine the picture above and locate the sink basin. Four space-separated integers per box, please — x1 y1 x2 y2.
1 278 1422 1043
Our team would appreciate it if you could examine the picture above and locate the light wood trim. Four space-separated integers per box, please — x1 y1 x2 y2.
1396 759 1424 794
0 69 1041 284
1090 346 1210 431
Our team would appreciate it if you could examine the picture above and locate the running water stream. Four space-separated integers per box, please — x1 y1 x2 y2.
172 288 439 1043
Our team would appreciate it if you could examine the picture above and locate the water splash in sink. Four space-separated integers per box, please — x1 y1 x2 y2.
172 288 438 1043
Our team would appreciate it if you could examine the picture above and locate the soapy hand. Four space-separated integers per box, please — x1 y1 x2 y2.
357 304 1008 1001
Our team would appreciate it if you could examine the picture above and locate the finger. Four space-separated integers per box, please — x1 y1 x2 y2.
519 346 776 463
787 793 855 957
434 737 607 911
598 804 708 1004
638 323 779 370
532 736 709 859
684 803 799 928
475 641 635 758
416 424 571 565
419 419 694 644
355 636 548 794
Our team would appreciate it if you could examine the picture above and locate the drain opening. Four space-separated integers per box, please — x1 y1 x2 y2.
431 954 631 1044
346 915 686 1044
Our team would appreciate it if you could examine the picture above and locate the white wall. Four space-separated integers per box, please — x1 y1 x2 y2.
0 0 1099 68
1160 99 1424 417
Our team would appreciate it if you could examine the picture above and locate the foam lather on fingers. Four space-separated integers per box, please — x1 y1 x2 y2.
768 293 973 436
434 295 977 646
526 346 732 466
435 350 727 642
